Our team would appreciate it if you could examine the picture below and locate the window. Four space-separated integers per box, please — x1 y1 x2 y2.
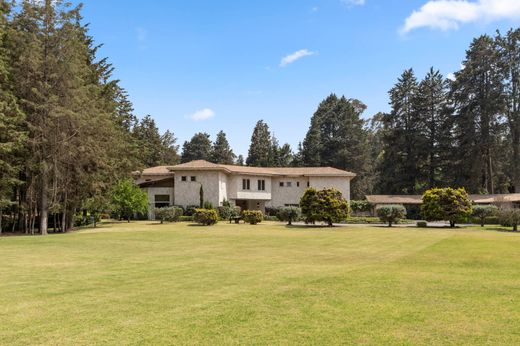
257 179 265 191
296 182 300 187
242 179 250 190
190 176 196 182
279 182 284 187
286 182 292 187
307 182 310 187
154 194 170 208
181 176 187 182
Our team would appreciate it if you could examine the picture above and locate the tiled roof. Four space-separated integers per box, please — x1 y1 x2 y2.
366 194 520 204
139 166 173 175
168 160 356 177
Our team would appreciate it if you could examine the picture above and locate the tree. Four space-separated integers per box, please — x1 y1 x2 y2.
451 35 505 194
0 1 26 233
133 115 179 167
421 188 473 227
497 29 520 193
472 205 498 227
299 188 350 227
375 205 407 227
498 208 520 231
210 130 235 164
378 69 422 194
181 132 212 163
246 120 272 167
415 68 453 188
111 179 148 222
236 154 245 166
301 94 372 198
277 206 302 225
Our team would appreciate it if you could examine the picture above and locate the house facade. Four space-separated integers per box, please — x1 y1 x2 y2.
135 160 356 219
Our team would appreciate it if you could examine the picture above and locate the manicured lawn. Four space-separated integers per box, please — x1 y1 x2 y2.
1 221 520 345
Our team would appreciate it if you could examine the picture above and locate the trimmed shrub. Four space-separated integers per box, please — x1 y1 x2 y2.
193 208 218 226
350 200 374 214
498 208 520 231
185 205 199 216
416 221 427 228
203 201 214 210
264 215 279 222
242 210 263 225
472 205 498 227
265 206 282 217
376 204 407 227
421 188 472 227
300 188 350 226
277 206 302 225
154 206 183 223
217 205 239 220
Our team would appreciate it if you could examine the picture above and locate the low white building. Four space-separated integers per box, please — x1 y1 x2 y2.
135 160 356 218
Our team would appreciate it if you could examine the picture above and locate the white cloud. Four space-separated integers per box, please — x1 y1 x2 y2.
280 49 316 67
341 0 365 7
447 72 456 81
190 108 215 121
401 0 520 34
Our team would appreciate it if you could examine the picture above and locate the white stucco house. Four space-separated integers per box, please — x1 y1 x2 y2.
135 160 356 218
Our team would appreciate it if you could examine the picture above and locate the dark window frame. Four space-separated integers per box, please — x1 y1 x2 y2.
190 176 196 182
242 179 251 190
258 179 265 191
181 176 187 182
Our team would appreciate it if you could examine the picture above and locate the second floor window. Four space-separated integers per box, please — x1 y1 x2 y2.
191 176 197 182
258 179 265 191
286 182 292 187
279 182 284 187
242 179 250 190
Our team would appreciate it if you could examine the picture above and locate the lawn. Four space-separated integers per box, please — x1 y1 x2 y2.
1 221 520 345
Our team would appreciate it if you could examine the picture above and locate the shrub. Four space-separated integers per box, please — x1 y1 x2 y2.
472 205 498 227
154 206 183 223
193 208 218 226
264 215 279 221
265 206 282 217
376 204 407 227
277 206 302 225
242 210 263 225
203 201 214 210
350 200 374 213
421 187 472 227
416 221 427 228
300 188 350 227
498 208 520 231
185 205 199 216
217 205 239 220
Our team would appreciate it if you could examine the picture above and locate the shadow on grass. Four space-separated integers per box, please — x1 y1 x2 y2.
487 227 519 233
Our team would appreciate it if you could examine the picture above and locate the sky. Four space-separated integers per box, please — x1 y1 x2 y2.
80 0 520 156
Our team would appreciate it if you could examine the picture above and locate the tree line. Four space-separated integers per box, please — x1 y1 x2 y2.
2 0 520 234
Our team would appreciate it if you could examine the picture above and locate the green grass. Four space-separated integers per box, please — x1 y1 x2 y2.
1 221 520 345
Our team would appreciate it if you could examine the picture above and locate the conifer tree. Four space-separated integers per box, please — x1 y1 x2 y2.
210 130 235 164
246 120 272 167
181 132 212 162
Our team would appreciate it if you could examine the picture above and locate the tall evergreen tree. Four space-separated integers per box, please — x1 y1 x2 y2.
451 35 506 193
181 132 212 162
210 130 235 164
415 68 453 188
378 69 422 194
497 28 520 192
133 115 179 167
246 120 272 167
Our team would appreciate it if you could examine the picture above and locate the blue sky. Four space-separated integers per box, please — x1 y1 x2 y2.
81 0 520 156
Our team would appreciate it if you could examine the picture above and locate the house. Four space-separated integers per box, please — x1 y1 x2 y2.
135 160 356 219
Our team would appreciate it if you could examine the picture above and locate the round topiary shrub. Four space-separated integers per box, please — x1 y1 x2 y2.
217 205 239 221
154 206 183 223
472 205 498 227
242 210 263 225
416 221 427 228
376 204 407 227
277 206 302 225
193 208 218 226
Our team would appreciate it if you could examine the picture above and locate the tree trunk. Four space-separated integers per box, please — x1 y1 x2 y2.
514 223 518 232
0 209 3 235
39 172 48 235
450 221 455 228
388 221 392 227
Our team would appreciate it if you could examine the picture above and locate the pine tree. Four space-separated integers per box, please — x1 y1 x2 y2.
415 68 453 188
210 130 235 164
378 69 422 194
133 115 179 167
451 35 505 193
181 132 212 162
0 0 26 233
236 154 245 166
246 120 272 167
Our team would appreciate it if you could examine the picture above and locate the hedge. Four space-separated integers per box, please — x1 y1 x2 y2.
193 208 218 226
